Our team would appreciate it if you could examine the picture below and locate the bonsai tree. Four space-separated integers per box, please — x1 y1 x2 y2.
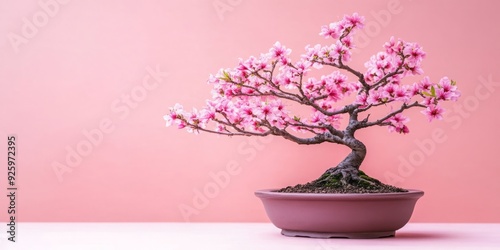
165 13 460 193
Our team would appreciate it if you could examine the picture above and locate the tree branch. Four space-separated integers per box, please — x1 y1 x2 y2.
185 122 270 137
274 129 344 145
287 120 344 139
356 101 426 129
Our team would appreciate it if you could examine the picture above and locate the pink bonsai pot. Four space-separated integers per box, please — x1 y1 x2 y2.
255 189 424 239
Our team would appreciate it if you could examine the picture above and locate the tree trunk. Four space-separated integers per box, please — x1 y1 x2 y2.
314 137 380 186
333 137 366 171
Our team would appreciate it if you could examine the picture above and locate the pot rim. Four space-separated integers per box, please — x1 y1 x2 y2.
255 189 424 201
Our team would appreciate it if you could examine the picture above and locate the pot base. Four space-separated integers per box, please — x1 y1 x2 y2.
281 229 395 239
255 189 424 239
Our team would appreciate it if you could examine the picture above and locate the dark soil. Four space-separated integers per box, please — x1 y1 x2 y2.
276 181 407 194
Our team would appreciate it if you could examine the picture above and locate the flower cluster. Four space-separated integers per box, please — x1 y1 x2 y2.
165 13 459 137
305 13 365 67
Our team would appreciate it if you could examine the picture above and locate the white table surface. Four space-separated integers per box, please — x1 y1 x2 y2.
1 223 499 250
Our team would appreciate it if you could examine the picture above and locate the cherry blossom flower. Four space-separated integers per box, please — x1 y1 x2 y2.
409 82 421 97
384 36 401 54
438 77 461 101
393 85 409 101
387 113 410 134
319 22 341 39
344 12 365 28
367 90 386 105
421 105 444 122
418 77 433 91
435 88 452 101
355 92 368 107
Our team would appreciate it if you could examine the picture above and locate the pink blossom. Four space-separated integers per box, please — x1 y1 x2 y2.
316 100 334 112
341 36 354 49
256 104 272 119
310 111 323 124
201 109 216 122
386 74 402 85
365 52 394 72
384 84 396 96
344 13 365 28
326 88 341 102
320 45 334 61
275 70 297 89
409 82 421 97
269 42 291 59
292 60 312 74
449 90 460 101
279 56 291 65
384 36 402 54
435 87 451 101
163 113 176 127
242 106 254 116
438 77 460 101
364 68 381 85
403 63 424 76
184 108 203 127
418 77 432 91
255 100 286 121
355 92 368 106
303 78 315 91
175 119 187 129
421 105 444 122
308 111 341 129
229 113 243 125
395 125 410 134
391 113 410 124
438 77 454 92
387 113 410 134
421 97 435 106
393 85 409 101
304 44 321 61
164 103 185 127
215 123 226 132
403 43 426 63
172 103 184 112
367 90 386 105
319 23 341 39
333 41 352 62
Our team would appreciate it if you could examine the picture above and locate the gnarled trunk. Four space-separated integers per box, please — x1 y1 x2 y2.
314 137 380 186
278 135 407 193
332 137 366 171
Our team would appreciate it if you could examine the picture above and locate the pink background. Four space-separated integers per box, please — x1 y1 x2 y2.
1 0 499 223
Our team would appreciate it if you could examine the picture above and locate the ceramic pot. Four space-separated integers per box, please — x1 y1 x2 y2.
255 189 424 239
